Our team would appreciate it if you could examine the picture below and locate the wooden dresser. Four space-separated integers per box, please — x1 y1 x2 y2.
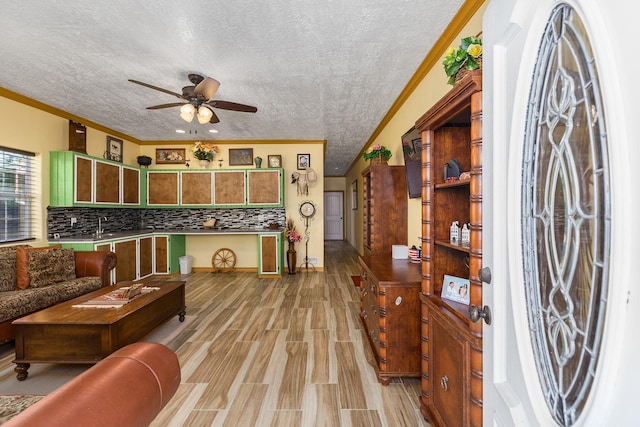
358 255 421 385
415 69 484 426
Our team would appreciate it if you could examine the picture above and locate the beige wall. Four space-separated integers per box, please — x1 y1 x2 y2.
0 96 137 247
139 142 325 269
0 95 325 269
344 2 487 254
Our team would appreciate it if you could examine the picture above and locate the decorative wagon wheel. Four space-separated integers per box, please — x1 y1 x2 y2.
211 248 236 272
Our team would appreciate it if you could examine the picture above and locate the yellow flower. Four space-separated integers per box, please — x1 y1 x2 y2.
467 44 482 58
445 46 455 57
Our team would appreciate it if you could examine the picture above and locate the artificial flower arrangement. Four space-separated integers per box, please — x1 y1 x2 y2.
363 144 392 161
443 36 483 85
192 141 219 161
285 218 302 243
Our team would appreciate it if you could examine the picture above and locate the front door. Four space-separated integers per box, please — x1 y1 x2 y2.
483 0 638 425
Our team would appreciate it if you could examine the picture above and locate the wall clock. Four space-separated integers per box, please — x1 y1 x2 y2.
299 201 316 218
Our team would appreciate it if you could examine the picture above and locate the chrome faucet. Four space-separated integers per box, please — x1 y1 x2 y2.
97 217 107 237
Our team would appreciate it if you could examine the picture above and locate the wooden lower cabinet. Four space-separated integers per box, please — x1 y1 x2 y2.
138 236 153 278
258 233 282 277
154 235 169 274
113 239 137 283
359 255 421 385
421 295 482 427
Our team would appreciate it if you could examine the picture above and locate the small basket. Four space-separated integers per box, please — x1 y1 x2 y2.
454 57 482 84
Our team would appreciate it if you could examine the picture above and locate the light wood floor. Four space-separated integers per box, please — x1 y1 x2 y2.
152 240 430 427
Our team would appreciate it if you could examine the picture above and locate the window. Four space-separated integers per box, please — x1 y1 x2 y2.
0 147 36 243
521 4 609 425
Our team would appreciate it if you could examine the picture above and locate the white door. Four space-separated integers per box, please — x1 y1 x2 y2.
324 191 344 240
484 0 638 425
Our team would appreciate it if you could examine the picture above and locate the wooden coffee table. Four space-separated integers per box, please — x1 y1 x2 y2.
12 280 186 380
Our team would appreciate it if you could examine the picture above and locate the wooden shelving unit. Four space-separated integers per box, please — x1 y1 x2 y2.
415 69 483 427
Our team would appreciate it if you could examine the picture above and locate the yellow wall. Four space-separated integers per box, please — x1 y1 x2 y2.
139 141 325 269
0 95 325 269
345 1 487 254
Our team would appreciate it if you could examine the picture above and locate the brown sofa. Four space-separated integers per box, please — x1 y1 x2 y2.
0 246 117 345
3 342 181 427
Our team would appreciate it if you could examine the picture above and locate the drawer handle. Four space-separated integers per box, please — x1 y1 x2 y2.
395 296 402 305
441 375 449 392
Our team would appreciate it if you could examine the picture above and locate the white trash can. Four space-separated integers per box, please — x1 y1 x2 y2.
179 255 193 274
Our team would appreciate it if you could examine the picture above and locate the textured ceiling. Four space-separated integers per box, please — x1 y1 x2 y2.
0 1 463 175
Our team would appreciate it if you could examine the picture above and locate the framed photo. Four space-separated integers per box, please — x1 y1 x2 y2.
297 153 310 170
352 180 358 210
228 148 254 166
156 148 186 164
268 155 282 168
441 274 470 305
106 136 123 162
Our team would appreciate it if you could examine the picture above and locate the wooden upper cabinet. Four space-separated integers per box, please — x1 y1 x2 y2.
74 155 93 204
213 170 246 206
247 169 282 206
181 172 213 205
362 165 408 256
122 166 140 205
147 171 179 205
95 160 120 204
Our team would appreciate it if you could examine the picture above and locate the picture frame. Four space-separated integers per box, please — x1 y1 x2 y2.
352 180 358 210
228 148 254 166
268 155 282 168
297 153 310 170
441 274 470 305
105 136 123 162
156 148 186 164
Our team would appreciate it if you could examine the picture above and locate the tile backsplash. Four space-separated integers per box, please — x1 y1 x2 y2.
47 207 286 238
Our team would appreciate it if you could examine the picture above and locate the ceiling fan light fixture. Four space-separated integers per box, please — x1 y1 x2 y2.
197 106 213 124
180 104 195 122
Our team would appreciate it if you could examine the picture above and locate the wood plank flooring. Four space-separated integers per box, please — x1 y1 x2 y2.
151 241 429 426
0 241 429 427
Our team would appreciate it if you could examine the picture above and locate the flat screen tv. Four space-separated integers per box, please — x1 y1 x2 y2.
402 128 422 199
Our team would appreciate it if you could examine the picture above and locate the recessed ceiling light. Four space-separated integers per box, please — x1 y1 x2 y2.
209 129 218 133
176 129 186 134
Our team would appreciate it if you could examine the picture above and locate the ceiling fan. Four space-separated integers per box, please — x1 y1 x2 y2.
128 73 257 124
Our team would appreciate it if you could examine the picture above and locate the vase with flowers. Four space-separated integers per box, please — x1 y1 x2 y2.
443 36 482 85
285 218 302 274
192 141 219 168
363 144 392 165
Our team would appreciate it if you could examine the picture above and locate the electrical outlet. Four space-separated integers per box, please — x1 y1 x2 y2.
70 217 77 227
309 257 319 266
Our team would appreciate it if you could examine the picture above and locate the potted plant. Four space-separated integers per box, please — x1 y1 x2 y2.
443 36 482 85
363 145 392 165
192 141 219 167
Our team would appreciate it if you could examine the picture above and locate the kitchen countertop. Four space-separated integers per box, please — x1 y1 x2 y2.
51 227 285 243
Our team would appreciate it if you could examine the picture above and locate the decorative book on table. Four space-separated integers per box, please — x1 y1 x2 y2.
72 285 160 308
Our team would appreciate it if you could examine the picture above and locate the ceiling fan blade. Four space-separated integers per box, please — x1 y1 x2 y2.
194 77 220 100
208 100 257 113
128 79 185 99
146 102 187 110
210 110 220 124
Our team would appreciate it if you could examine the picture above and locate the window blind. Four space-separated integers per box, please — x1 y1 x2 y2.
0 146 36 243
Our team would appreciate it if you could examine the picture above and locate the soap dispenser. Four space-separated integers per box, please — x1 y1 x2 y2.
450 221 460 244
